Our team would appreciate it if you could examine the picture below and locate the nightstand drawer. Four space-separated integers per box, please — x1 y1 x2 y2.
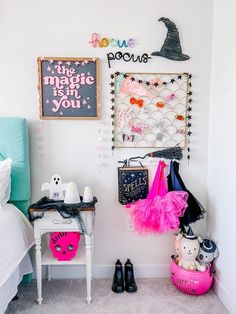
35 212 80 231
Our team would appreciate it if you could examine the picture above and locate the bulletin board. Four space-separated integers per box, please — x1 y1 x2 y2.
112 73 190 148
38 57 99 119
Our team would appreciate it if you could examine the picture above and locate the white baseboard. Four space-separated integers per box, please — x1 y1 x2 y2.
213 275 231 312
33 264 170 280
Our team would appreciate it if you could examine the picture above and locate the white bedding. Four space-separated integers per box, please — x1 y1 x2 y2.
0 203 34 287
0 253 32 314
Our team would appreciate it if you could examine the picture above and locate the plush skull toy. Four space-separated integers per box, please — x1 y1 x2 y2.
177 227 206 272
41 174 67 200
197 239 219 267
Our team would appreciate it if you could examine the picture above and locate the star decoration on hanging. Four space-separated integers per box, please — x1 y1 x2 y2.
178 75 182 80
112 145 115 150
131 77 135 81
75 61 80 66
111 98 115 103
110 90 115 95
83 60 89 65
49 59 54 64
110 74 114 79
66 61 71 66
57 61 62 65
187 131 192 136
145 81 150 86
187 115 192 120
138 80 143 84
110 82 114 87
189 74 192 79
188 107 192 112
111 105 114 110
115 71 120 76
188 91 193 96
171 78 175 84
187 123 192 127
82 99 87 105
123 73 128 78
111 114 115 119
189 98 193 103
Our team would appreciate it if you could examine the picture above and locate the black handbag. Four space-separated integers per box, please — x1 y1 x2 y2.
118 161 148 205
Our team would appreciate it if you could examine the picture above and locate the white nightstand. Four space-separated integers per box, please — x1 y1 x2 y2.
31 208 95 305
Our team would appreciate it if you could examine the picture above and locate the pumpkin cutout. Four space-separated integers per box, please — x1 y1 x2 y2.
50 232 80 261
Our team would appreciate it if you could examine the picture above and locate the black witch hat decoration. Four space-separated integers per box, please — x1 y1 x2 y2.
183 226 197 240
200 239 217 253
151 17 190 61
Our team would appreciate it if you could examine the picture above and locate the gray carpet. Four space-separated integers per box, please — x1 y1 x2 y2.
6 278 228 314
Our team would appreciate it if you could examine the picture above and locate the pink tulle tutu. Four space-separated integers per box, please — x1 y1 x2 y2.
129 161 188 234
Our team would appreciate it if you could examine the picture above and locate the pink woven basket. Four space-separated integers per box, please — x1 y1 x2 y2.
170 259 213 295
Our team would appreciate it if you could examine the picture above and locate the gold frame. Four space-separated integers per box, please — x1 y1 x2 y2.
37 57 100 120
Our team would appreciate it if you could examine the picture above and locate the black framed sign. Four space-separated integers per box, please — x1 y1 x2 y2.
38 57 99 119
118 166 149 205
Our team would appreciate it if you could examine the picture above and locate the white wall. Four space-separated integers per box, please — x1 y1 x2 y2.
208 0 236 312
0 0 213 277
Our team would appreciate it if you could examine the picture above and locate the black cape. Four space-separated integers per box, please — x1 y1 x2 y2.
167 161 205 227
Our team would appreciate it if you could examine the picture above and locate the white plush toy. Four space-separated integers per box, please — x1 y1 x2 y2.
41 174 67 200
197 239 219 267
174 226 186 263
177 227 206 272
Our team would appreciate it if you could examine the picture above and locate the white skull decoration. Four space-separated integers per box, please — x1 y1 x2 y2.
50 232 80 261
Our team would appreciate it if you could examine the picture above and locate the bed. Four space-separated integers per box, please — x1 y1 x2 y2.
0 118 34 313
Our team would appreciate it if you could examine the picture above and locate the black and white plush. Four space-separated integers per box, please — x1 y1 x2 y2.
197 239 219 267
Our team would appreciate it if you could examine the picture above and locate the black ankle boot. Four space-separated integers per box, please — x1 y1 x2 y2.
124 259 137 292
112 259 124 293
